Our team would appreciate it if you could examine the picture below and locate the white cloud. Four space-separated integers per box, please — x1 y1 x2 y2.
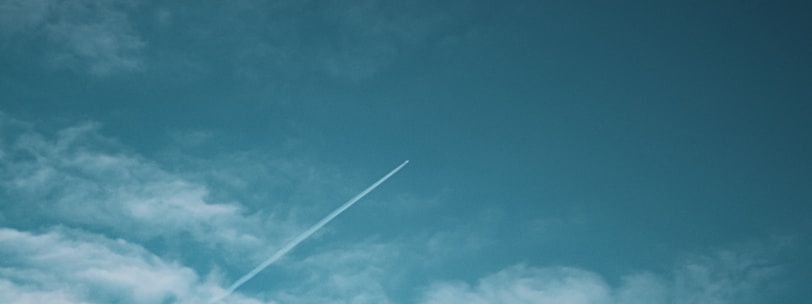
420 246 782 304
272 241 398 304
0 280 84 304
615 273 668 304
421 265 613 304
0 227 195 303
260 230 782 304
0 114 408 302
47 17 144 75
0 122 286 264
0 227 276 304
669 246 783 304
0 113 789 303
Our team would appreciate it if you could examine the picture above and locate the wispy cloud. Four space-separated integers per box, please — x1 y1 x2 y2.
0 221 783 304
0 0 145 75
422 265 613 304
421 245 783 304
0 113 790 303
272 241 398 304
0 114 411 302
45 0 145 75
0 114 311 303
312 0 447 80
0 227 198 303
209 0 460 82
2 0 466 79
0 120 284 265
668 243 785 304
0 227 271 304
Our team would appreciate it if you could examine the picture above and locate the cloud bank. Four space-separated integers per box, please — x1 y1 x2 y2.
423 249 780 304
0 121 277 262
0 113 786 303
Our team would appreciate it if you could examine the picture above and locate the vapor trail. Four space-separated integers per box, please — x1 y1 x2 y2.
211 160 409 303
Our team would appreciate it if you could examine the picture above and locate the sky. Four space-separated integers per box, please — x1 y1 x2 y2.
1 0 811 303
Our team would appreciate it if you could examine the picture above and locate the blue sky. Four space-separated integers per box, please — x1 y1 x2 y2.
1 0 810 303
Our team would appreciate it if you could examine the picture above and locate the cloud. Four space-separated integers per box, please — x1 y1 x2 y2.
668 245 784 304
2 0 469 79
0 120 288 265
0 113 411 302
421 265 613 304
0 114 328 303
272 241 397 304
0 227 195 303
44 0 145 75
259 227 783 304
0 227 273 304
0 222 783 304
0 113 790 303
0 0 145 75
0 279 83 304
420 246 782 304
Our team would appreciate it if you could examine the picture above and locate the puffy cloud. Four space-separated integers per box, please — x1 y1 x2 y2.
421 265 612 304
0 227 277 304
0 227 196 303
0 114 405 303
0 120 287 265
420 247 781 304
0 223 782 304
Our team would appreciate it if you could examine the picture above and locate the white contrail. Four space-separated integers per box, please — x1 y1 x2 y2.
211 160 409 303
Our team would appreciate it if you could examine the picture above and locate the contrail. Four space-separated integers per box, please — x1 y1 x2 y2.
211 160 409 303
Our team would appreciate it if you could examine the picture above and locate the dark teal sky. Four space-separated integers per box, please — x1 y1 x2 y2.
1 1 810 303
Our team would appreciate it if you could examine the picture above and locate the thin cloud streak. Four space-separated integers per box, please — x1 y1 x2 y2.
213 160 409 302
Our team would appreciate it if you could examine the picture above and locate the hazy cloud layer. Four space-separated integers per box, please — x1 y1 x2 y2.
1 0 464 79
0 113 787 303
0 225 780 304
0 0 51 33
0 0 144 75
2 0 808 302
